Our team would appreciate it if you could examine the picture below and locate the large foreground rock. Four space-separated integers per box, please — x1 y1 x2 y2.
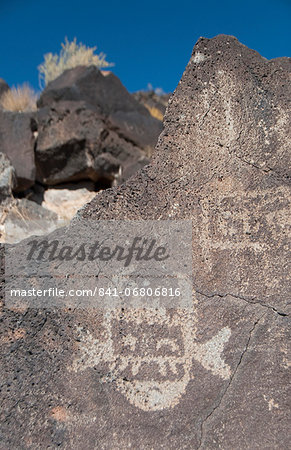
1 35 290 449
0 111 36 191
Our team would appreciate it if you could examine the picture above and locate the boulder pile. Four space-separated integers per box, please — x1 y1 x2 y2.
0 67 164 242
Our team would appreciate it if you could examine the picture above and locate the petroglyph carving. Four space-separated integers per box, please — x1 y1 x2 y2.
71 302 231 411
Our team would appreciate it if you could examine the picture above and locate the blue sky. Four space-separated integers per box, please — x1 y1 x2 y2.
0 0 290 94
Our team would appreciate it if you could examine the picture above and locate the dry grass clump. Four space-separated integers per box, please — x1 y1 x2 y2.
144 105 164 121
0 84 37 112
38 37 114 87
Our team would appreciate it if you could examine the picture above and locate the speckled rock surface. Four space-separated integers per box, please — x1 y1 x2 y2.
1 35 290 449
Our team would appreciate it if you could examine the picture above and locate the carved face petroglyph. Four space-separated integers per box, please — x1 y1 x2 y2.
71 295 232 411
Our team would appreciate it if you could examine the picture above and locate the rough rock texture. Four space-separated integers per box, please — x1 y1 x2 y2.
0 152 16 202
35 67 160 186
0 111 36 191
35 100 149 186
0 78 9 99
1 35 290 449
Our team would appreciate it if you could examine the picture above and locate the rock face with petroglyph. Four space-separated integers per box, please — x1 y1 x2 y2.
1 35 290 449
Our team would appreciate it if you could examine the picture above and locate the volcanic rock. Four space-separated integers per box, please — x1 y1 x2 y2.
35 100 150 186
0 111 36 191
0 152 16 202
1 35 290 449
35 67 160 186
37 66 162 150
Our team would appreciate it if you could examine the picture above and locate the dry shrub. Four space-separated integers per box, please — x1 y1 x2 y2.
144 105 164 121
38 37 114 87
0 84 37 112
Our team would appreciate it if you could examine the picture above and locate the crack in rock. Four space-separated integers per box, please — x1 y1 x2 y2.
197 315 264 449
194 287 288 317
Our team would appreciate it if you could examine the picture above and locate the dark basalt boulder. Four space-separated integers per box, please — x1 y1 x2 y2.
0 111 36 191
35 100 150 186
35 67 160 186
37 66 162 150
1 35 290 449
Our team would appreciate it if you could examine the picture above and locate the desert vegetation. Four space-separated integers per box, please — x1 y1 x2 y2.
0 84 37 112
38 37 114 87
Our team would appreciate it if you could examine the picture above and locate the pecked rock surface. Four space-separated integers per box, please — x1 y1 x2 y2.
1 35 290 449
